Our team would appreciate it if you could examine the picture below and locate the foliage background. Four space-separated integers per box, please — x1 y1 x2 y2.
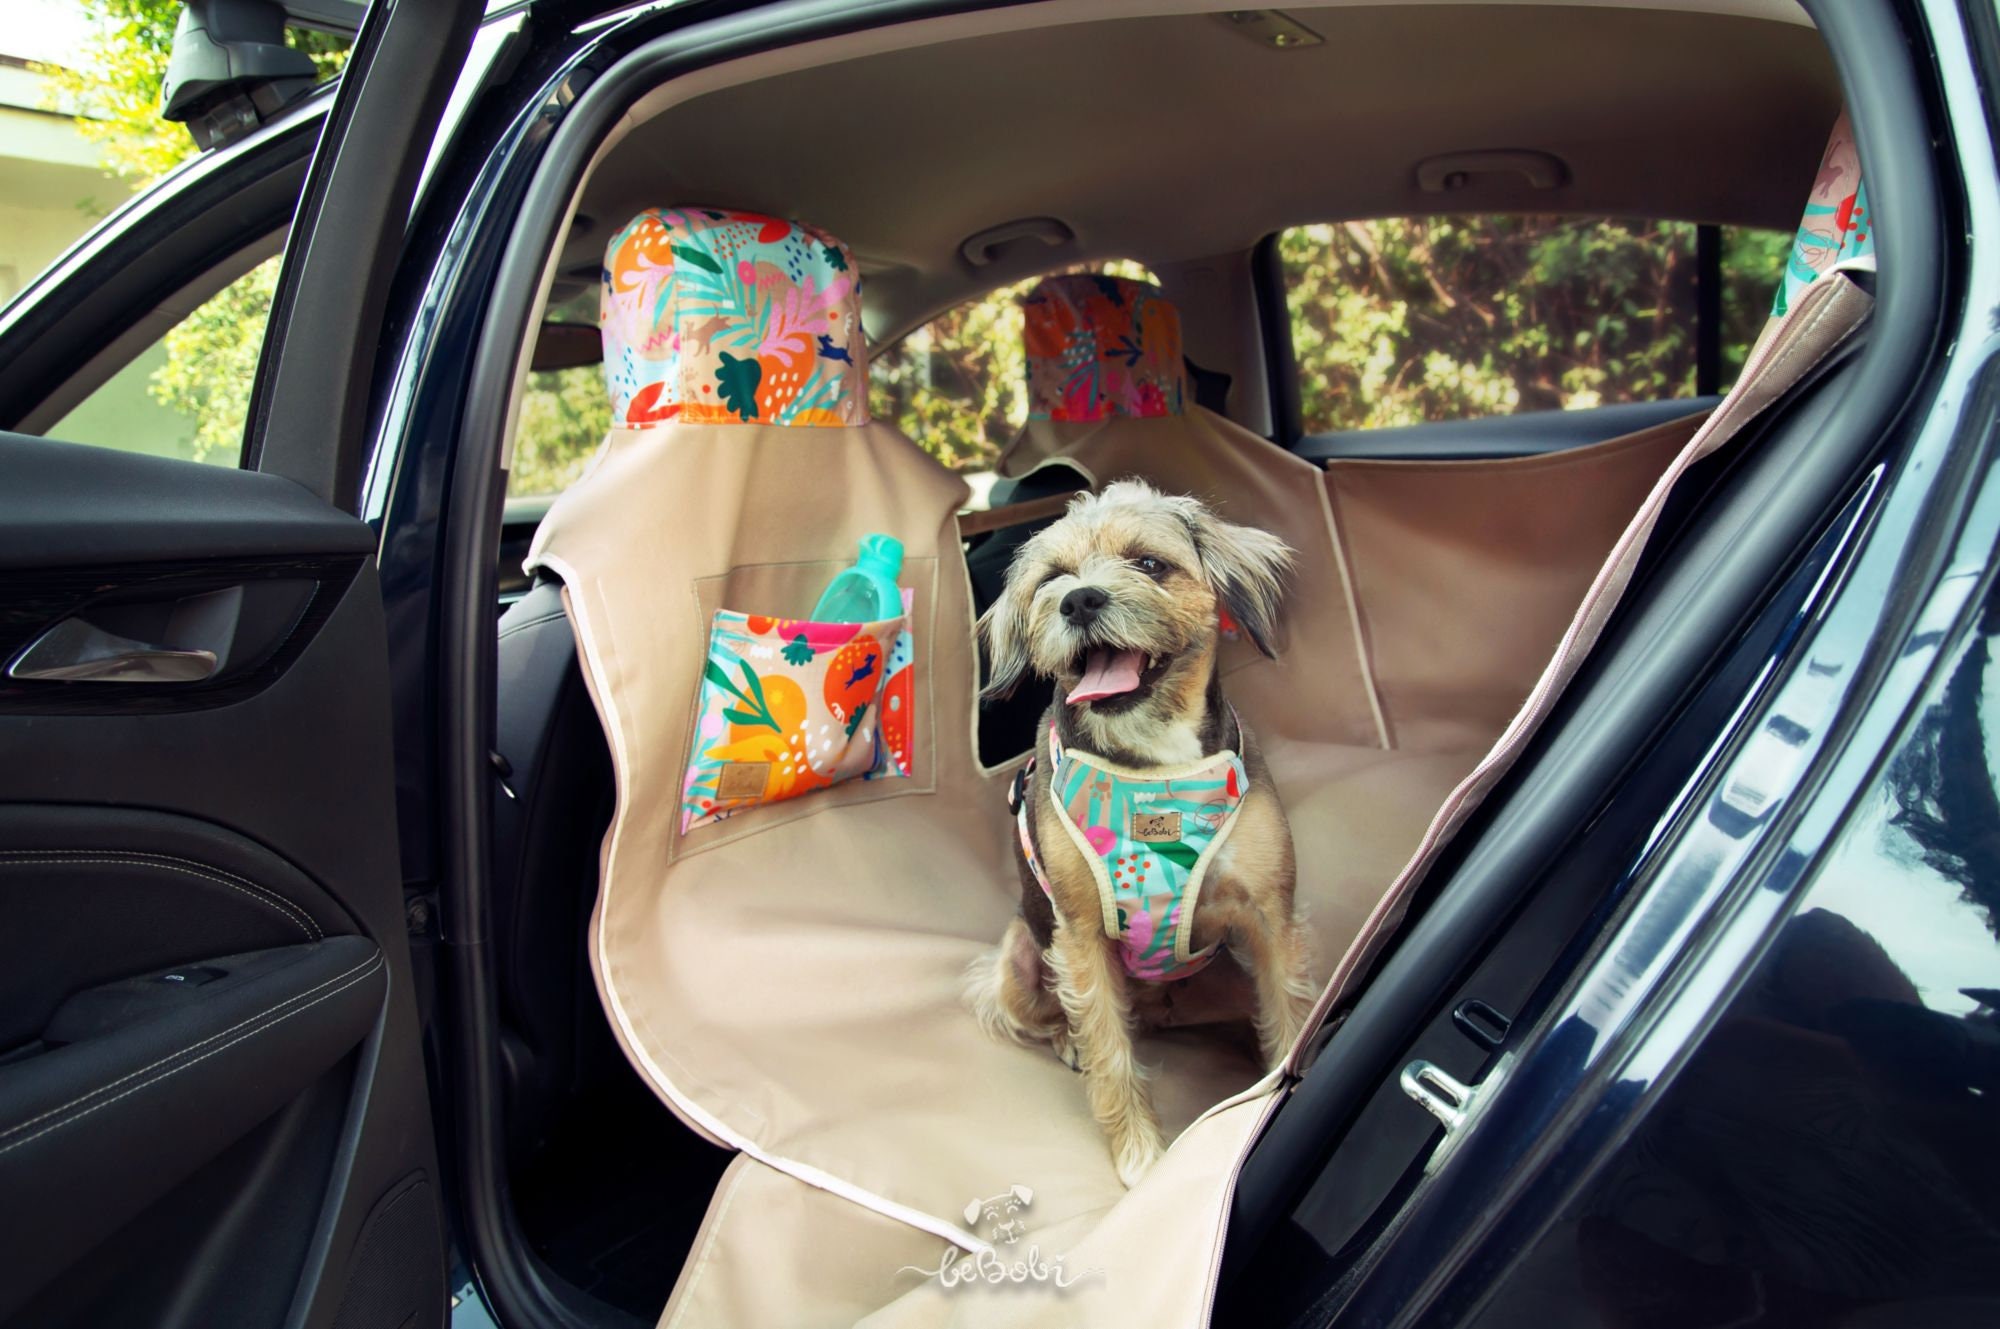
43 0 346 462
1278 218 1786 435
52 2 1785 483
510 366 611 498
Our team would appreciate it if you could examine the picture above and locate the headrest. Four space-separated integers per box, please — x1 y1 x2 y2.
1023 274 1187 422
1772 109 1872 318
599 207 868 428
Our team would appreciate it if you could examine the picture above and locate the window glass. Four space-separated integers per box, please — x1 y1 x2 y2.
6 3 347 300
9 5 351 466
1279 218 1787 436
510 365 610 498
508 285 607 500
1719 224 1791 377
869 259 1157 475
49 253 281 466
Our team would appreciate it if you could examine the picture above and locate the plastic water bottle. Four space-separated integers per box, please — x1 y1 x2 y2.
811 534 904 622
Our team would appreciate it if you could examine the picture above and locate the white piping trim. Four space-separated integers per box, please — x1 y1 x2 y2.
1173 797 1243 964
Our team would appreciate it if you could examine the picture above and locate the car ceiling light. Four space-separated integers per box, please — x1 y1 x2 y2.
1215 9 1325 50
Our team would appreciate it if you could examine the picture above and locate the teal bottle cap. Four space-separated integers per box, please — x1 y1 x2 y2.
858 533 903 578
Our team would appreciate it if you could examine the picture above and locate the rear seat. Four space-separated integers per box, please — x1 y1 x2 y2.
490 110 1876 1318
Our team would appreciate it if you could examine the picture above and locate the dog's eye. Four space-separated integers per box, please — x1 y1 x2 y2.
1133 555 1168 578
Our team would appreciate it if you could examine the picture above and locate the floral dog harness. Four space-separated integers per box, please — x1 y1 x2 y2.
1010 716 1248 980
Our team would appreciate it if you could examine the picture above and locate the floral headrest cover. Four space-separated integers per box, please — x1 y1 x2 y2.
599 207 868 428
1023 274 1188 422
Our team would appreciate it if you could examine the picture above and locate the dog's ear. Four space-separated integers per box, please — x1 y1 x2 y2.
964 1199 984 1226
1180 500 1294 658
1011 1184 1033 1205
976 559 1035 702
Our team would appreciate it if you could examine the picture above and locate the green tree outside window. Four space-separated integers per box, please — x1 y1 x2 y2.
38 0 347 465
1280 218 1788 434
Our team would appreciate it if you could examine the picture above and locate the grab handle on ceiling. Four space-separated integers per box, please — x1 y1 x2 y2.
960 217 1074 267
1416 150 1568 194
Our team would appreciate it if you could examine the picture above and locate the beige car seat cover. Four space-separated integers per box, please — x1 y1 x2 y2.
528 173 1872 1319
1295 269 1874 1061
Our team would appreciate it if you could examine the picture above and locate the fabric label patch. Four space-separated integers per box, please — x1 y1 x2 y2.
716 762 772 800
1130 810 1183 843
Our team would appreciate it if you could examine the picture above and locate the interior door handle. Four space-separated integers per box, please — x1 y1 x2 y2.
6 585 241 684
8 619 219 683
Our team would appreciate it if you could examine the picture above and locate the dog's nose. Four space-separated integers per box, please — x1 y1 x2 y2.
1060 586 1109 626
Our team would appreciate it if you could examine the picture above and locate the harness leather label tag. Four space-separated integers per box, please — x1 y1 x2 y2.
717 761 772 800
1131 810 1183 843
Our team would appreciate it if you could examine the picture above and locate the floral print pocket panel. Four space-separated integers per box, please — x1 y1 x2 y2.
682 595 913 832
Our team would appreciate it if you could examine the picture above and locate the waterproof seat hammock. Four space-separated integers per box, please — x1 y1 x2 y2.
528 131 1874 1325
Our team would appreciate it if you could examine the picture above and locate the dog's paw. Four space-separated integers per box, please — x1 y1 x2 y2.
1052 1029 1082 1072
1113 1129 1164 1188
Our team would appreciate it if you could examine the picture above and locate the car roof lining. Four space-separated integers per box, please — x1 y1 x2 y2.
550 0 1833 344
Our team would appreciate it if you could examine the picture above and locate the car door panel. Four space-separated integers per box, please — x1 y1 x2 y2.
0 0 497 1319
0 440 442 1329
0 446 369 718
0 804 360 1049
0 937 384 1323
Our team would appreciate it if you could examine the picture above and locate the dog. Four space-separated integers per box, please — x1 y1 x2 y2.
965 479 1317 1185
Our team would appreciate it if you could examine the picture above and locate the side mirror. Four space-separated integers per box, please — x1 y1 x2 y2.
161 0 319 151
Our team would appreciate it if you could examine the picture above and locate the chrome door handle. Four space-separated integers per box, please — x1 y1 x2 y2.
8 618 220 683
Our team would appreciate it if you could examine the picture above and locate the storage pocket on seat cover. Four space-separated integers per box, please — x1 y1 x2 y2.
681 596 914 832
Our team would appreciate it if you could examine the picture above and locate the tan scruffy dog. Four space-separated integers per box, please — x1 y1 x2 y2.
966 479 1317 1185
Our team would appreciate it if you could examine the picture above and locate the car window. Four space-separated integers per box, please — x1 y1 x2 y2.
508 284 609 500
510 364 610 498
45 253 281 466
5 6 350 466
1279 218 1786 436
869 259 1157 481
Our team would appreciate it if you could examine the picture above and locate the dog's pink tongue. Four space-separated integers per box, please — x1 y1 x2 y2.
1067 647 1145 704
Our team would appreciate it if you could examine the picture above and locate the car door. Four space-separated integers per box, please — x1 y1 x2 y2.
0 2 480 1325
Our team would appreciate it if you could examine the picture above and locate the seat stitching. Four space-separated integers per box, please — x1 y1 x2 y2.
0 952 380 1143
0 850 320 939
0 956 383 1159
0 851 321 940
0 850 319 936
